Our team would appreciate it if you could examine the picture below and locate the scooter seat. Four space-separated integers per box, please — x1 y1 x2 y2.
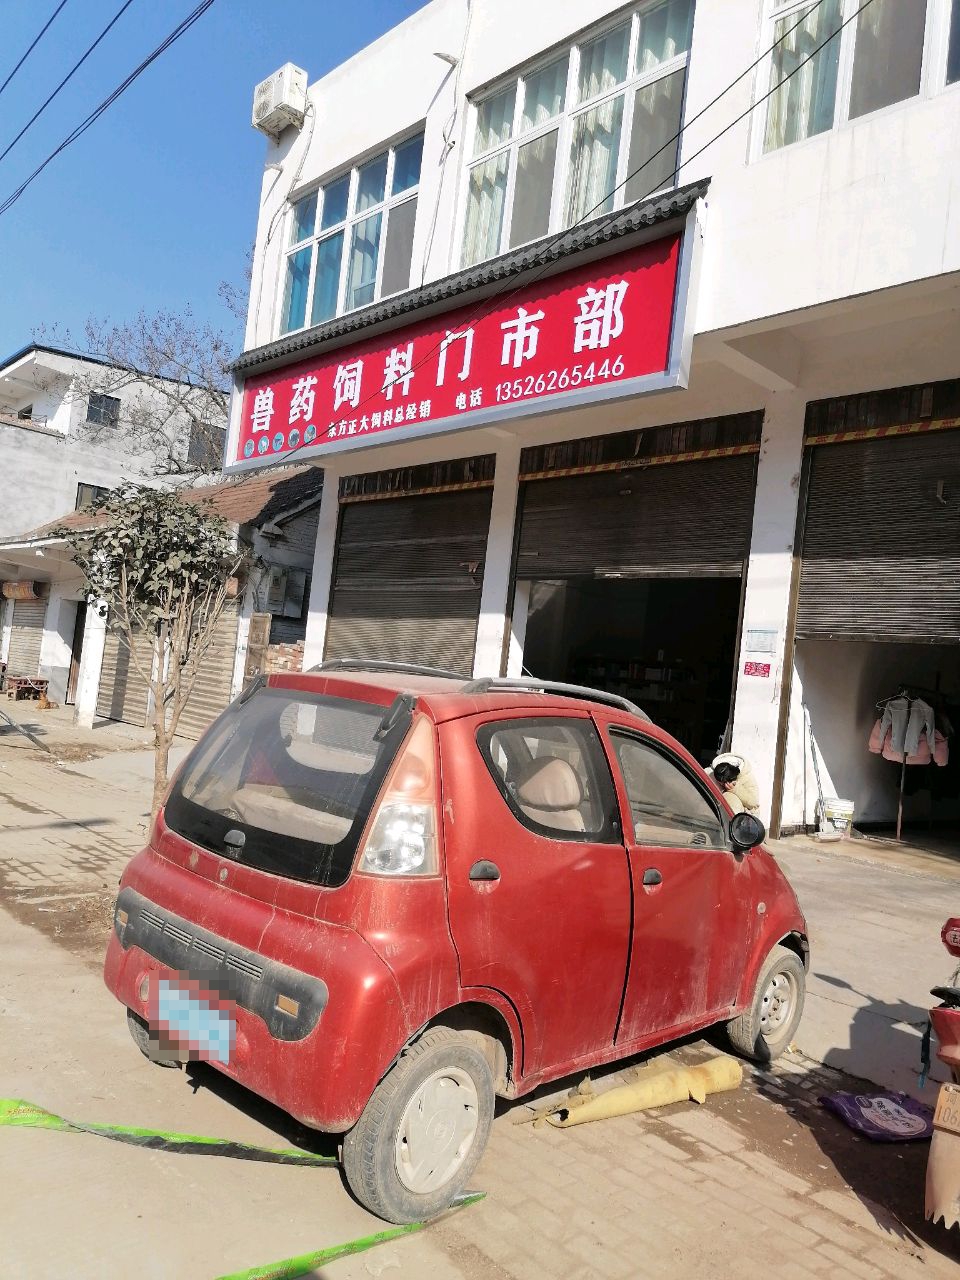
931 986 960 1007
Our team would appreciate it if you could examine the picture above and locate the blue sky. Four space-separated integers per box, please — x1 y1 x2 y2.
0 0 424 360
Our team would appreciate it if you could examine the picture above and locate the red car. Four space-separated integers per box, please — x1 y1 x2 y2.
104 662 808 1223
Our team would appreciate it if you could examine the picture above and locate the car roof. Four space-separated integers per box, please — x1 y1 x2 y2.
266 666 650 727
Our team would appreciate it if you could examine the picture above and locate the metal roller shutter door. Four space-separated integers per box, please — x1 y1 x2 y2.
516 454 758 579
97 629 153 727
325 489 493 676
6 598 46 676
797 432 960 642
176 605 240 741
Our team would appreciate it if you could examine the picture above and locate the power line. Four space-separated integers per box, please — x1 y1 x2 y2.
0 0 72 102
0 0 139 167
0 0 217 218
266 0 864 464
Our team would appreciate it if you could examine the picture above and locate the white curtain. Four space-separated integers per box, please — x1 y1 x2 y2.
566 96 624 225
764 0 841 152
463 152 508 266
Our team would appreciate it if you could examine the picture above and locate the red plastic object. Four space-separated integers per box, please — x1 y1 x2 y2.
943 919 960 958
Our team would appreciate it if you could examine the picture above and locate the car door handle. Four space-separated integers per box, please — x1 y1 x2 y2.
469 860 501 882
642 868 662 886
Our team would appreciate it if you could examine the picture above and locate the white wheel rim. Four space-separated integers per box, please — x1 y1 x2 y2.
760 969 796 1036
395 1066 480 1194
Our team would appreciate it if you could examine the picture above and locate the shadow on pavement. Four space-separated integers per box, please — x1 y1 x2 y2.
746 1054 960 1263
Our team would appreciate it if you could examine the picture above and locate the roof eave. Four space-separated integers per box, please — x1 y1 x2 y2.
232 179 710 378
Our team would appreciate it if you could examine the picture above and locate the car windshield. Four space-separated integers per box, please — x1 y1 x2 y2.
164 685 410 887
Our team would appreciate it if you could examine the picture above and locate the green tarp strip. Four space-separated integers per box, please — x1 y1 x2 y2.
0 1098 485 1277
213 1194 486 1280
0 1098 336 1166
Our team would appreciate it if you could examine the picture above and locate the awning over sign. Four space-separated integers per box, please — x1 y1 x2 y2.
227 185 706 473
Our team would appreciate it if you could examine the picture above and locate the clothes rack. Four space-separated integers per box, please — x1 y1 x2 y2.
875 682 941 842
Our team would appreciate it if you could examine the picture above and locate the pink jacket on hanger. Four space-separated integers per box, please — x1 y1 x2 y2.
869 718 949 766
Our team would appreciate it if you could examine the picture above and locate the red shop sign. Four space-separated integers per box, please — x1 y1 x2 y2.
229 225 696 470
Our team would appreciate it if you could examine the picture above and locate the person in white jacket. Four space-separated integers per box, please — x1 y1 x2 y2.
708 753 760 814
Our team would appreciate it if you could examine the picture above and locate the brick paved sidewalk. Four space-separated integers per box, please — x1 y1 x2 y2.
436 1049 960 1280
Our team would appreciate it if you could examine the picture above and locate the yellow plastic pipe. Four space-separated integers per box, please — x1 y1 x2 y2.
544 1055 743 1128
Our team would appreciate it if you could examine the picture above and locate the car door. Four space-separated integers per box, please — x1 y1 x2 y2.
441 712 632 1080
601 725 757 1048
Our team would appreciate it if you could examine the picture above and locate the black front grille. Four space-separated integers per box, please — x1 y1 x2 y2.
114 887 327 1043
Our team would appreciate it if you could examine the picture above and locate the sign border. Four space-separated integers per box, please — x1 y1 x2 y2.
224 202 705 475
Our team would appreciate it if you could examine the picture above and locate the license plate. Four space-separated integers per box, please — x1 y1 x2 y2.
156 979 236 1065
934 1083 960 1135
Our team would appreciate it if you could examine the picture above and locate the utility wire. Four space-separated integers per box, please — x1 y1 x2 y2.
0 0 217 217
265 0 866 464
0 0 72 102
0 0 138 167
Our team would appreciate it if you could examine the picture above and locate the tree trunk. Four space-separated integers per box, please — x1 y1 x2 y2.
151 730 171 821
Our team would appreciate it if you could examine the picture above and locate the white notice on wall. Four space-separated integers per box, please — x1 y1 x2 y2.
745 628 778 654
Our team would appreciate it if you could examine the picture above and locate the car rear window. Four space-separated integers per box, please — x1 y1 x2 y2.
164 685 411 887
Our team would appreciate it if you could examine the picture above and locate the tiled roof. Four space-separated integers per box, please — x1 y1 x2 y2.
232 179 710 376
0 465 323 546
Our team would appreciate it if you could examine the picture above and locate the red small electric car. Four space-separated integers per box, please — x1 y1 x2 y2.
104 661 808 1222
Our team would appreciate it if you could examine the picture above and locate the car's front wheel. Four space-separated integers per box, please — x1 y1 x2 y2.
342 1026 494 1224
726 943 805 1062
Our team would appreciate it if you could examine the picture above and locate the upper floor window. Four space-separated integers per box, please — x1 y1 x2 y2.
761 0 948 155
280 131 424 336
76 482 109 511
187 420 227 470
462 0 693 268
86 392 120 428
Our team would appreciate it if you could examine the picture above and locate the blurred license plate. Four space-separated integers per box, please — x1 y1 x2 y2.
156 979 235 1065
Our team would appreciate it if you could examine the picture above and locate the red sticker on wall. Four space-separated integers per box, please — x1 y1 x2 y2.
743 661 772 678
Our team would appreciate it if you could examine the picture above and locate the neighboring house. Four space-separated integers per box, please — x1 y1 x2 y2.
0 343 227 540
0 465 323 739
226 0 960 841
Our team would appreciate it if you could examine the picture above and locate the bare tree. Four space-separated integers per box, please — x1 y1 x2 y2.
36 308 235 477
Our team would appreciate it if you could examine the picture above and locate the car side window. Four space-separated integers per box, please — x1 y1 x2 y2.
610 732 726 850
477 718 617 842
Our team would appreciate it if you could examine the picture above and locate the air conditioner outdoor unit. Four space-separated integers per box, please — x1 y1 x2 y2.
252 63 308 139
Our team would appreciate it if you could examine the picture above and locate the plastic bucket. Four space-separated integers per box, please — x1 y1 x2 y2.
822 798 855 835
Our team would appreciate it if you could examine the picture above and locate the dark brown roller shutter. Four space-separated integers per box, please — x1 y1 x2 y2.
97 628 153 726
797 431 960 642
176 604 240 741
325 489 492 676
516 454 757 579
6 597 46 676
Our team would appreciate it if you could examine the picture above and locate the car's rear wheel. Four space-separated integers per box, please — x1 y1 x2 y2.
126 1009 182 1068
726 944 805 1062
342 1027 494 1224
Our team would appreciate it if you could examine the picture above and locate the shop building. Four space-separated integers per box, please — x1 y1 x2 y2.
228 0 960 840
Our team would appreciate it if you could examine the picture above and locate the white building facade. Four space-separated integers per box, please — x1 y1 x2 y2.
0 343 226 707
228 0 960 840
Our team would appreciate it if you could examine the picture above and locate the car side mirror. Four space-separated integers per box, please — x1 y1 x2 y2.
729 811 765 853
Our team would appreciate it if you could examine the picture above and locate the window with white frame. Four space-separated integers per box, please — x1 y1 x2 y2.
280 132 424 336
948 0 960 82
760 0 948 155
462 0 693 269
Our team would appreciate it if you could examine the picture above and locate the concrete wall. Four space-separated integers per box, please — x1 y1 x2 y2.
36 580 87 705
